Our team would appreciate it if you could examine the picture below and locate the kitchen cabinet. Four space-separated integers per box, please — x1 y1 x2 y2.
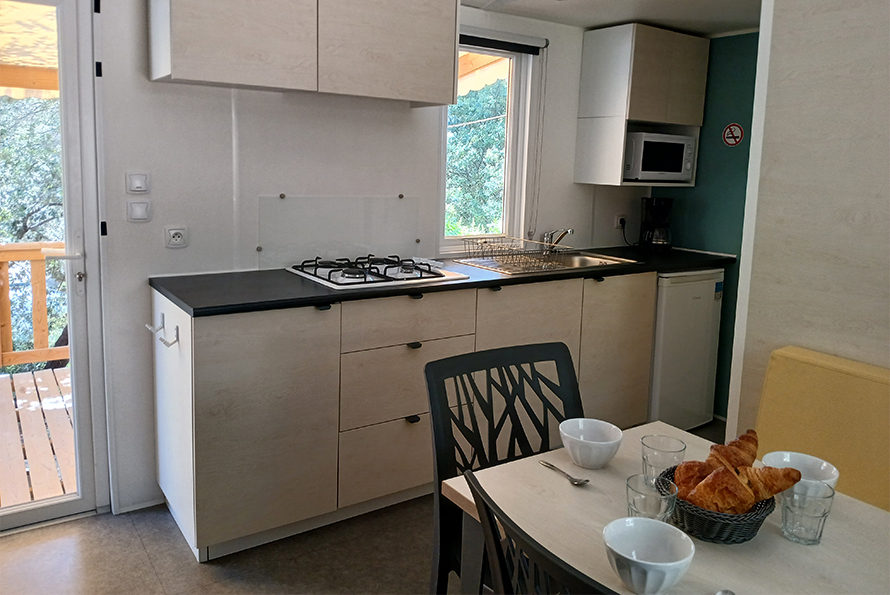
574 23 709 185
337 290 475 507
318 0 458 104
577 272 657 429
475 279 584 368
152 290 340 558
150 0 458 104
149 0 318 91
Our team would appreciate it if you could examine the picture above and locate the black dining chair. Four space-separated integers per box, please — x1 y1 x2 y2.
463 469 615 595
424 342 585 594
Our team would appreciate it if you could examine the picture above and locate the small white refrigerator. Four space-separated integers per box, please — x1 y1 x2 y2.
649 269 724 430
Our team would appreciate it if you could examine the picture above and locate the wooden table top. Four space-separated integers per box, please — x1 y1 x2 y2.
441 421 890 595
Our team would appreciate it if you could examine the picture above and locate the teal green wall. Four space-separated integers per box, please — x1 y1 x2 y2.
657 33 759 418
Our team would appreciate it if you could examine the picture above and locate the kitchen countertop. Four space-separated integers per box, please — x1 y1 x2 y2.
149 246 735 317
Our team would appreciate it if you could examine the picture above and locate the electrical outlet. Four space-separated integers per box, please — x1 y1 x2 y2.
614 214 627 229
165 226 188 248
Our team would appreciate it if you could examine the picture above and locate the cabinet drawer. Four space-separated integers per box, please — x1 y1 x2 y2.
340 334 475 431
475 279 583 367
341 289 476 353
338 414 434 508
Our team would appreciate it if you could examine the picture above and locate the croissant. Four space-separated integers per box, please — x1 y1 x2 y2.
686 467 756 514
735 465 801 501
674 460 716 500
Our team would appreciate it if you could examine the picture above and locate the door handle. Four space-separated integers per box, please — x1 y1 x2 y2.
146 313 165 333
158 326 180 348
409 294 424 300
407 342 422 350
41 249 83 260
315 304 332 311
404 415 421 424
489 286 502 292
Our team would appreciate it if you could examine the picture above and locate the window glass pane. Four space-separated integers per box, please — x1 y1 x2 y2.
445 51 510 237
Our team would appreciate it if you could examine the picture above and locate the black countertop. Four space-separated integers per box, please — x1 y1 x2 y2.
149 246 735 317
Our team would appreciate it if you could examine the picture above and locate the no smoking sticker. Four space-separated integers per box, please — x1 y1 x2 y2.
723 123 744 146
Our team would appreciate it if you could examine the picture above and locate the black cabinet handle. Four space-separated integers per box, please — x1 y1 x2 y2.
404 415 421 424
407 342 422 350
410 294 423 300
593 277 605 283
489 286 502 292
315 304 332 310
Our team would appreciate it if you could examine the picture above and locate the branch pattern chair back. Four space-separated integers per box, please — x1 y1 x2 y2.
464 469 614 595
425 342 585 594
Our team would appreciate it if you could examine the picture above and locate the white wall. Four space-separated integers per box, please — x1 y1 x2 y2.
726 0 890 437
99 2 589 511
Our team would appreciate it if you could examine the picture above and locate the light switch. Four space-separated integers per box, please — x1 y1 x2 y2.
126 172 150 194
127 200 152 222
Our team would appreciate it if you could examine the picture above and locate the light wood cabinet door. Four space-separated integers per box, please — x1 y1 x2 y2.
192 305 340 547
338 414 434 508
341 289 476 353
340 334 475 431
317 0 458 103
626 25 674 123
578 273 657 429
475 279 584 368
666 34 710 126
152 0 317 91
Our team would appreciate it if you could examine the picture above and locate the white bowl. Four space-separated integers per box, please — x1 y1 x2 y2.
762 451 839 490
559 418 622 469
603 517 695 595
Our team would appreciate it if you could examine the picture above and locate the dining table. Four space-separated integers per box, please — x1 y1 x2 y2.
441 421 890 595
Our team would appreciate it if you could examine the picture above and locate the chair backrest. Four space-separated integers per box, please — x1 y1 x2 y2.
756 345 890 510
425 342 585 485
464 469 613 595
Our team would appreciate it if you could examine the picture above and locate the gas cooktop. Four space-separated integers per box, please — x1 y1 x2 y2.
286 254 469 290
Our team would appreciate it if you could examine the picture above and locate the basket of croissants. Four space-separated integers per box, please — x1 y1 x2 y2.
657 429 802 544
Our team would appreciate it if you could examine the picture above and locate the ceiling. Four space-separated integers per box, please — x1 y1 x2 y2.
461 0 762 37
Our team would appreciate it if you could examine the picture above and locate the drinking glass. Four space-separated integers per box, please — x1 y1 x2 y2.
779 481 835 545
641 435 687 477
625 474 678 522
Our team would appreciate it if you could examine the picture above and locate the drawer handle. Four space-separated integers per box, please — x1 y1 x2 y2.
158 325 180 348
404 415 421 424
592 276 605 282
315 304 332 311
407 342 422 350
489 286 502 292
145 313 165 333
409 294 424 300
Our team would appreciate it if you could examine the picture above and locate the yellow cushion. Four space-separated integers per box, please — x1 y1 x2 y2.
756 346 890 511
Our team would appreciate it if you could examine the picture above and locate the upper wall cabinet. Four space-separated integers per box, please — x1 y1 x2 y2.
577 23 709 125
574 23 709 186
149 0 319 91
318 0 458 104
149 0 458 105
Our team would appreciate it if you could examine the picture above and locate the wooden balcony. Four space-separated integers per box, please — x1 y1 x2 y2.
0 241 73 508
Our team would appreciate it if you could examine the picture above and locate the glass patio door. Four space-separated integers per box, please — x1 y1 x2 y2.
0 0 99 530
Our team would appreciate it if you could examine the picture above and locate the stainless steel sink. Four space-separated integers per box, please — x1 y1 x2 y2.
454 251 637 275
556 252 636 268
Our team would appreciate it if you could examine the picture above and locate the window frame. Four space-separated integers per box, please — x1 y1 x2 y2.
438 42 537 256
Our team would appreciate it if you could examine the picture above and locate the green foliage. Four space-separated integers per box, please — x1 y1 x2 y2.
0 96 68 373
445 79 507 237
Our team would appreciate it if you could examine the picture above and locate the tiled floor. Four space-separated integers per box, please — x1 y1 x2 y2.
0 496 439 595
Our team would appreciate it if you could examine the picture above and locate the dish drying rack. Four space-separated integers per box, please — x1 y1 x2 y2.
454 236 573 275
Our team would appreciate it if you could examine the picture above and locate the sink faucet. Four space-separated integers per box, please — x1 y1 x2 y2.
542 228 574 247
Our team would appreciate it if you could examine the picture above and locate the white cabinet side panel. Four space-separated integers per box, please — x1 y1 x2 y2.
152 290 196 547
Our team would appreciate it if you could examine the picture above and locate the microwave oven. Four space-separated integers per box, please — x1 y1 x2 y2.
624 132 696 182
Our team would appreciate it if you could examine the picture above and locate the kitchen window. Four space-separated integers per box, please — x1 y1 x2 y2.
440 34 544 254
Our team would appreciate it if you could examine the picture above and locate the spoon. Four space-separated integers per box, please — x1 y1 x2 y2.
539 460 589 486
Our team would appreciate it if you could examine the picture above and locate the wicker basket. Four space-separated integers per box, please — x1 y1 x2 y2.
659 466 775 544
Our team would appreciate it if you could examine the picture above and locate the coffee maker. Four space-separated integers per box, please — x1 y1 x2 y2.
639 197 674 252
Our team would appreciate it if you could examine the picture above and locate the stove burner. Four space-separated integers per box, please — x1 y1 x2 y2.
400 263 416 274
341 268 366 279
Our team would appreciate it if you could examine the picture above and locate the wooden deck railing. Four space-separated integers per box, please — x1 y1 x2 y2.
0 242 70 366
